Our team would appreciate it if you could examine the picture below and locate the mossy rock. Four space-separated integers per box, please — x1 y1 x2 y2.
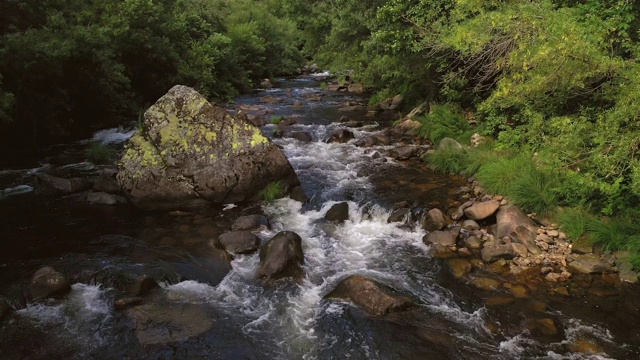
117 85 299 209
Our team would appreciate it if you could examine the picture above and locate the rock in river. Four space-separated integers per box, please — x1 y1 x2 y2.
327 276 415 316
127 303 213 345
218 231 260 254
27 266 71 301
117 85 300 210
325 202 349 222
258 231 304 281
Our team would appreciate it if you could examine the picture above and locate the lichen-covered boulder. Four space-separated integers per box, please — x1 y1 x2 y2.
117 85 299 209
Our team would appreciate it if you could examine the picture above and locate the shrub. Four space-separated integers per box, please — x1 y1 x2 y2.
260 181 285 202
271 116 284 124
86 142 117 165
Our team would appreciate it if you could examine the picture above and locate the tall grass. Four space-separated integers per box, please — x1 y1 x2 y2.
586 210 640 252
462 142 498 176
475 154 531 195
509 166 559 215
260 181 284 202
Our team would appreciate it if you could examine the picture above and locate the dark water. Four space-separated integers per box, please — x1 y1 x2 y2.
0 75 638 359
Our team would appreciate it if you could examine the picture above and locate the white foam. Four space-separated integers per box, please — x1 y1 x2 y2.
18 284 114 350
91 127 136 144
0 184 33 199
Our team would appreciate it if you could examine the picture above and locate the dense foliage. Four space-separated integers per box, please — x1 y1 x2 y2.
0 0 302 161
289 0 640 261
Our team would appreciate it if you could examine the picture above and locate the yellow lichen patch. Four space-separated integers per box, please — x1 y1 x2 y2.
123 134 164 170
250 128 268 147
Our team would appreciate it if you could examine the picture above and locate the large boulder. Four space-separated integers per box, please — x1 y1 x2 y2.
464 200 500 221
496 205 541 255
258 231 304 281
326 276 415 316
117 85 299 210
27 266 72 301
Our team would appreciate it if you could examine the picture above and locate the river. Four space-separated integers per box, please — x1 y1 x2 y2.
0 75 638 359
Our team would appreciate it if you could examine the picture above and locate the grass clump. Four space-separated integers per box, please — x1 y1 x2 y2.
271 116 284 125
509 166 559 215
86 141 117 165
260 181 285 202
557 206 592 240
475 154 531 195
414 103 474 144
425 146 468 174
585 210 640 252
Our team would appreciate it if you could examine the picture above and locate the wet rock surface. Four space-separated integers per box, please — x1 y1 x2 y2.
327 276 415 316
218 231 260 254
258 231 304 281
127 303 214 345
324 202 349 222
27 266 71 301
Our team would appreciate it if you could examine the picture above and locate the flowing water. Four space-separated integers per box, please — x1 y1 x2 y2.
0 76 639 359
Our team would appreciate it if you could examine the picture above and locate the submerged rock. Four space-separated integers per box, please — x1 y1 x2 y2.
327 275 415 316
288 131 313 142
28 266 71 301
568 254 614 274
129 275 159 297
117 85 299 210
258 231 304 281
127 303 213 345
114 297 143 310
35 174 92 196
86 192 126 205
328 129 355 143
